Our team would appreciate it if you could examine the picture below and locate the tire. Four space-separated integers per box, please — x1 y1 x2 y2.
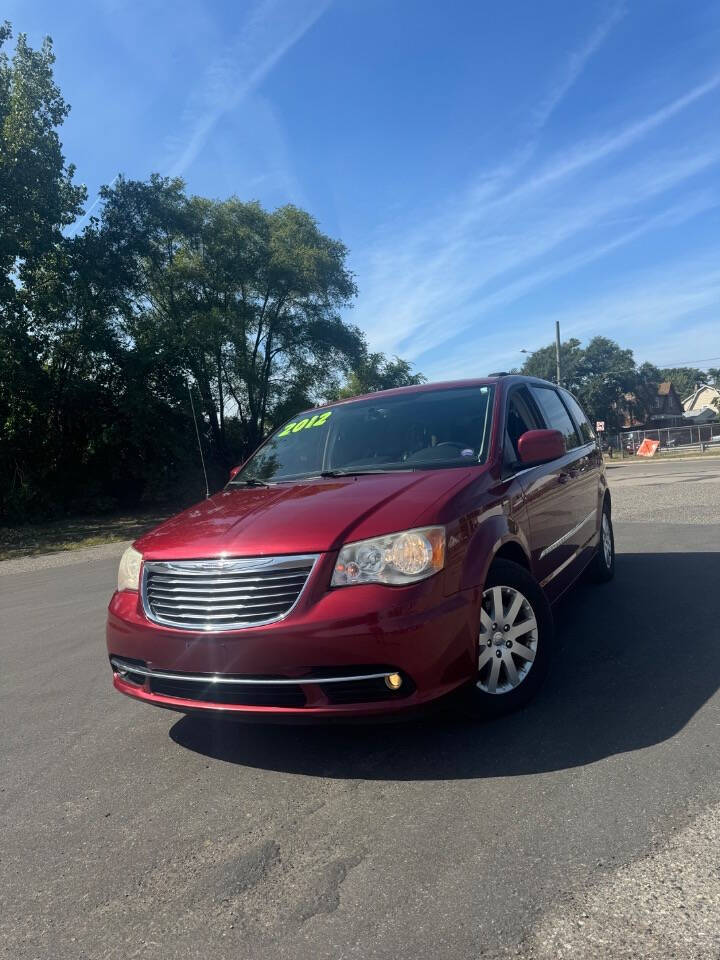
589 499 615 583
457 559 554 719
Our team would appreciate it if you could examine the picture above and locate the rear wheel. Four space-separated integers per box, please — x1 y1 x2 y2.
457 560 554 718
589 500 615 583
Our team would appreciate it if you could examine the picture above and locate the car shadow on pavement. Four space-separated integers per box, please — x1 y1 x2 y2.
170 551 720 780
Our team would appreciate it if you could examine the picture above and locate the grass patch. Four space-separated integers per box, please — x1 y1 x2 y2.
0 510 170 561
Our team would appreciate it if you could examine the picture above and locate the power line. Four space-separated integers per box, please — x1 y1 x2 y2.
655 356 720 366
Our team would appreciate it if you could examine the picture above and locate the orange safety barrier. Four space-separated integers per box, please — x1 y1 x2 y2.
636 438 659 457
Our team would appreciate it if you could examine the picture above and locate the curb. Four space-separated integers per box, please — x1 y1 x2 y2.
605 454 720 467
0 539 131 576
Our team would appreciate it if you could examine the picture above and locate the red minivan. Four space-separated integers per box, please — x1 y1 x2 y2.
107 376 614 720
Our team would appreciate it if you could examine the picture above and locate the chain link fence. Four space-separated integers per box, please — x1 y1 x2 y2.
604 421 720 457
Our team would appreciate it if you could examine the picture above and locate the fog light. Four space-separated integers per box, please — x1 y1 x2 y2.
385 672 403 691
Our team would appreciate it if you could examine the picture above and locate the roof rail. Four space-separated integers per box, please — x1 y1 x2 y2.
487 371 510 377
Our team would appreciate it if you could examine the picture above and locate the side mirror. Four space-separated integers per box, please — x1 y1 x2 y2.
517 429 565 465
229 465 242 481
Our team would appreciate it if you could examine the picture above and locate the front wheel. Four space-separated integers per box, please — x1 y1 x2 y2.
457 559 554 719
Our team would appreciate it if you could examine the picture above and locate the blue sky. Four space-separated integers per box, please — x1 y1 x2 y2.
10 0 720 378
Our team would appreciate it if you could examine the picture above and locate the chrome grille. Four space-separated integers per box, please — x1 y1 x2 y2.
141 555 317 631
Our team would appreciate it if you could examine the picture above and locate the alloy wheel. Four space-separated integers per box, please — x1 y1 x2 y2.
477 585 538 695
602 513 613 567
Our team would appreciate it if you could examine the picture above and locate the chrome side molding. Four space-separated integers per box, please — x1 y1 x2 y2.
539 509 597 560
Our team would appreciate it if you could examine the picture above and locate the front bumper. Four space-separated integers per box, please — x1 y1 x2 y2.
107 558 479 720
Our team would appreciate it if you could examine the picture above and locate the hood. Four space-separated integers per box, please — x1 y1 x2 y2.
136 470 476 560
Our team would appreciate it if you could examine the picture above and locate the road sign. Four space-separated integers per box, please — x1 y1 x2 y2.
596 421 605 432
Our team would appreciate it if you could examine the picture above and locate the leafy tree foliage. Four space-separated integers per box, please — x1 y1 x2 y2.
658 367 706 400
0 24 85 292
520 337 586 391
332 353 425 400
0 25 422 519
520 336 665 431
98 177 366 456
1 24 87 515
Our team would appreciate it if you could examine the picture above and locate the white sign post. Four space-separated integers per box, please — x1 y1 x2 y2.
596 421 605 433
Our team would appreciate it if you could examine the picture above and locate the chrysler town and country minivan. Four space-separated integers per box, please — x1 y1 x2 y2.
107 375 614 720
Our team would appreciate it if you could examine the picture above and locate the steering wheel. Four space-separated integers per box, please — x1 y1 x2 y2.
434 441 469 451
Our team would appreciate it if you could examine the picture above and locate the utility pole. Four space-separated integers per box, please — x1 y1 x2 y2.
555 320 562 387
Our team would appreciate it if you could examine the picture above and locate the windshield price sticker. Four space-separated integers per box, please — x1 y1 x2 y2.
277 411 333 438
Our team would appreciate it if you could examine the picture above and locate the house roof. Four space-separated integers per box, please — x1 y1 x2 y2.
683 406 718 422
682 383 720 406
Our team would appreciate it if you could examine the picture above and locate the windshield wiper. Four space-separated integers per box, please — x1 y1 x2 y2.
318 468 415 477
229 477 272 487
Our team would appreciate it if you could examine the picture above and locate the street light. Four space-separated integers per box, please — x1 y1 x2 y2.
518 323 562 386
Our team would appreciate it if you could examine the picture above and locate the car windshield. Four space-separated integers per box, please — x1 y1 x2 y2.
231 385 494 485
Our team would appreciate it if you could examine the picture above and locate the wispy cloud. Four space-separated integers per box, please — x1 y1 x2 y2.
406 157 719 355
352 67 720 373
509 71 720 206
525 259 720 369
458 4 626 214
531 2 626 133
455 70 720 239
167 0 330 177
420 257 720 381
542 259 720 342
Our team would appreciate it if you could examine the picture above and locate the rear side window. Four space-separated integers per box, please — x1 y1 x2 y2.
561 390 595 444
529 385 580 451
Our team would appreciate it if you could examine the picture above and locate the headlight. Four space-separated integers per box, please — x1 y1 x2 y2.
117 546 143 592
331 526 445 587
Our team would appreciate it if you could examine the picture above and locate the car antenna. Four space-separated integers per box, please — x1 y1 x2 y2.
187 379 210 499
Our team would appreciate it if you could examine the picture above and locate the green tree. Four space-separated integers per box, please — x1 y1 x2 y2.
0 23 86 514
0 24 424 518
519 337 585 392
96 177 365 462
579 337 638 431
0 24 85 296
520 336 654 431
658 367 706 400
333 352 426 400
17 219 198 509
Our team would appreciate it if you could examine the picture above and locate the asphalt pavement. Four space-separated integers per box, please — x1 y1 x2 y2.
2 458 720 959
